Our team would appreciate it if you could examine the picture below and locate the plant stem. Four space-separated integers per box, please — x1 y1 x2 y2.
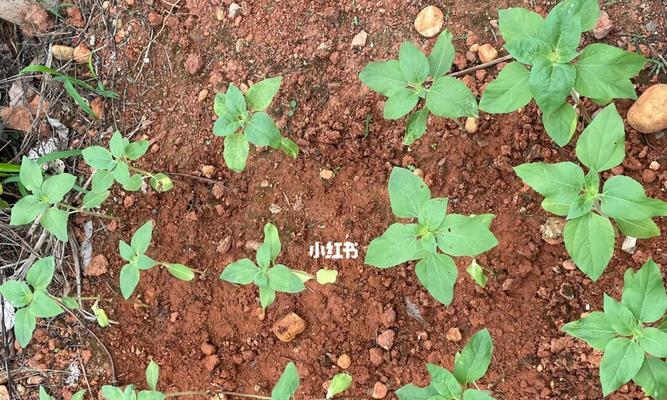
58 203 118 220
570 90 592 124
129 165 155 178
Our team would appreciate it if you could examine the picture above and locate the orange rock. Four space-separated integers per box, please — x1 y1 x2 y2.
272 312 306 342
0 106 33 132
73 43 92 64
85 254 109 277
627 84 667 133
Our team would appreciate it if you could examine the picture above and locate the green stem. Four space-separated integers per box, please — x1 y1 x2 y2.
129 165 155 178
570 90 592 124
58 203 118 220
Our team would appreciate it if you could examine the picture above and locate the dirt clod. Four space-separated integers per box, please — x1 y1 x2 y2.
85 255 109 277
272 313 306 342
414 6 443 38
369 348 383 366
185 54 203 75
203 354 220 371
351 30 368 48
201 165 216 178
320 169 334 180
372 382 388 399
478 44 498 63
376 329 395 350
446 327 462 342
201 343 216 355
593 11 612 39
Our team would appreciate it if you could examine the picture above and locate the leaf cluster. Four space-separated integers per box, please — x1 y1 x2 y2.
213 77 298 172
514 105 667 281
220 223 305 308
119 221 196 299
0 257 63 347
359 31 478 145
562 259 667 398
83 131 173 193
102 361 164 400
396 329 495 400
365 167 498 305
480 0 646 146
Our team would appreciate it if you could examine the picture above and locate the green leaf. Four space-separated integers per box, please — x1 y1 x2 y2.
603 294 639 336
83 190 110 209
113 161 142 191
600 337 644 396
39 386 54 400
101 386 124 400
10 195 48 225
399 42 429 84
146 360 159 390
428 30 455 78
149 173 173 192
268 265 305 293
557 0 600 31
119 240 136 261
563 213 614 281
435 214 498 257
634 356 667 399
326 373 352 399
404 107 429 145
125 141 150 161
453 329 493 385
504 37 550 65
418 198 448 230
220 259 259 285
365 223 420 268
466 259 488 288
136 255 158 270
63 80 95 118
0 280 33 307
543 103 577 147
601 176 667 220
20 156 43 192
315 269 338 284
41 207 69 241
388 167 431 218
415 253 458 305
529 59 576 115
225 84 247 115
515 164 584 211
575 44 646 100
383 87 419 120
396 384 438 400
567 193 595 220
498 7 544 43
539 1 581 59
621 259 667 323
426 76 478 118
575 104 624 172
123 385 138 400
29 290 63 318
479 62 532 114
14 307 36 347
615 218 660 239
213 115 242 137
561 311 617 351
223 133 249 173
83 146 115 170
71 390 85 400
280 137 299 159
41 173 76 204
259 286 276 308
213 92 227 116
256 243 271 269
92 169 114 192
427 364 462 398
92 301 109 327
120 263 140 299
245 112 282 148
263 223 281 262
137 391 165 400
165 264 195 281
245 77 282 111
359 60 408 97
462 389 495 400
26 257 55 290
131 221 153 255
109 132 126 158
271 362 300 400
638 327 667 358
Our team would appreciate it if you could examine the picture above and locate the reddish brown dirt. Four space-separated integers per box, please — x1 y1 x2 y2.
58 0 667 399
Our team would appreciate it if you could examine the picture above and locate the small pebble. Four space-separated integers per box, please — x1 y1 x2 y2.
372 382 388 399
414 5 444 37
478 44 498 63
336 354 351 369
351 30 368 48
465 117 479 133
320 169 334 180
377 329 395 350
446 327 462 342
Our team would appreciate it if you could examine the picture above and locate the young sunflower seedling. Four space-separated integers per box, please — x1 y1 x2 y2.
479 0 646 146
397 329 496 399
220 223 310 308
359 30 478 145
40 386 85 400
9 156 108 242
365 167 498 305
562 259 667 398
0 257 69 347
82 131 173 193
514 104 667 281
326 373 353 399
119 221 198 300
213 77 298 172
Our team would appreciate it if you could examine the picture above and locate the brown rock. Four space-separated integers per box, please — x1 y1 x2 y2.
372 382 388 399
85 254 109 277
541 217 565 245
201 342 216 355
123 195 135 207
593 11 612 39
562 259 576 271
465 117 479 133
0 106 32 132
51 45 75 61
73 43 91 64
642 169 657 183
369 348 383 366
272 313 306 342
24 5 53 34
381 307 396 327
203 354 220 371
65 7 85 28
201 165 216 178
627 84 667 133
147 12 163 27
185 53 203 75
90 97 105 119
377 329 395 350
478 44 498 63
351 30 368 48
446 327 462 342
217 236 232 254
320 169 334 180
212 184 225 199
336 354 351 369
414 6 443 38
649 161 660 171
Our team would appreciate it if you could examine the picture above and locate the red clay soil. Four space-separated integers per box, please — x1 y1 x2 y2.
65 0 667 399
